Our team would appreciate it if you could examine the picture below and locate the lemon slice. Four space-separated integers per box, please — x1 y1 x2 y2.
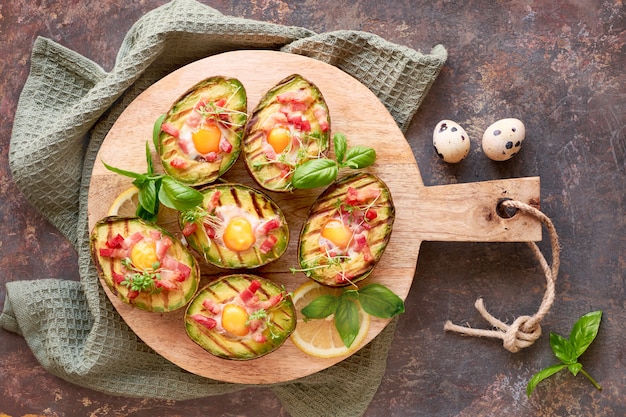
290 280 370 358
108 186 140 216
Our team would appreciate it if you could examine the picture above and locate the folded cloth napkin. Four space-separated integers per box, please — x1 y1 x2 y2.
1 0 446 415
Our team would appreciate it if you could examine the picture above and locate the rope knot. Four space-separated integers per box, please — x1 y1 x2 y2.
502 315 542 353
444 199 559 353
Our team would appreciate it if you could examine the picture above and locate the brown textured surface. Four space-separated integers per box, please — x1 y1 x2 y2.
1 1 624 416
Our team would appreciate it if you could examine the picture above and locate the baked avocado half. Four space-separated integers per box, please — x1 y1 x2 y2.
185 274 296 360
242 74 331 192
297 172 395 287
90 216 200 312
178 183 289 269
157 76 247 186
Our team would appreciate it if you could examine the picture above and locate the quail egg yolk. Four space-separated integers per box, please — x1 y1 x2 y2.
267 127 291 154
130 241 158 270
192 122 221 154
221 304 250 336
321 219 353 249
223 216 256 252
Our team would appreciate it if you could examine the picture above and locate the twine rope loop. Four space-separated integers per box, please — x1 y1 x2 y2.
444 199 560 353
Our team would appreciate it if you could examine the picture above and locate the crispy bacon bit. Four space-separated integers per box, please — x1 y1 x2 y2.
214 98 227 108
257 218 281 235
253 333 267 343
312 104 329 131
365 209 378 221
161 122 180 137
170 158 188 169
106 234 125 249
219 137 232 153
204 152 218 162
186 111 201 129
191 314 217 330
259 235 278 254
204 225 216 239
354 234 374 262
276 88 313 105
193 99 207 112
207 190 221 212
239 280 262 305
155 236 172 260
99 247 128 258
181 222 197 237
202 299 221 315
127 289 140 300
262 142 277 160
112 272 125 285
346 186 380 205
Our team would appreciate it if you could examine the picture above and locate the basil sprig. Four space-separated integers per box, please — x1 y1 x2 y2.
102 116 203 222
526 310 602 396
301 283 405 348
292 133 376 190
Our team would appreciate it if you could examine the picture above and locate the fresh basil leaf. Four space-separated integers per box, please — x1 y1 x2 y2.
102 160 144 180
159 176 203 210
301 295 338 319
136 204 158 223
292 158 338 189
550 332 577 364
569 310 602 359
334 296 360 348
567 362 583 376
333 133 347 165
358 284 405 318
526 363 568 397
145 141 154 176
138 180 158 215
152 113 166 152
342 146 376 169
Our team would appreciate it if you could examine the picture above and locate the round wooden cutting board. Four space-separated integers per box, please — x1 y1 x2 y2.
88 50 541 384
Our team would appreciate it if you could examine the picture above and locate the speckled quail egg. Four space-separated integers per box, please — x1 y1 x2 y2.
432 120 470 163
482 118 525 161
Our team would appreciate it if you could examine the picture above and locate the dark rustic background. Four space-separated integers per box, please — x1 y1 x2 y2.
1 1 624 416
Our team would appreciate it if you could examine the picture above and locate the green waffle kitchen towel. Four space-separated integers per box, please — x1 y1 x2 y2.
1 0 446 415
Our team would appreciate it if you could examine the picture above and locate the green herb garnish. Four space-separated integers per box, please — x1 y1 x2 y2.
103 116 204 222
301 283 404 348
526 310 603 396
292 133 376 190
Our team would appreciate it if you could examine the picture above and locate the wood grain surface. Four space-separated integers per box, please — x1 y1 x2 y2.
88 50 541 384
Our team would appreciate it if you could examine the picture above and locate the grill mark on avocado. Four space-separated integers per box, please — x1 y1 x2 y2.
249 190 264 218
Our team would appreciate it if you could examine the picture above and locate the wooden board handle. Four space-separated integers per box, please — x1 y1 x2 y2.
414 177 542 242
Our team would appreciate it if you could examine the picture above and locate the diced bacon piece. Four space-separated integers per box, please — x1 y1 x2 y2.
112 272 125 285
346 186 380 205
269 112 289 126
279 164 291 178
206 190 221 213
276 89 313 105
193 99 207 112
155 236 172 260
247 318 263 332
312 104 329 132
202 299 221 315
127 289 140 299
177 137 192 154
161 122 180 137
99 247 128 258
365 209 378 221
253 333 267 343
259 235 278 254
155 273 179 290
214 98 227 108
262 142 277 160
186 111 201 129
181 222 197 237
170 158 188 169
204 152 218 162
256 218 281 235
191 314 217 330
160 256 191 281
123 232 144 249
354 234 374 262
219 137 232 153
239 280 262 305
106 234 125 249
286 111 311 132
204 225 216 239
